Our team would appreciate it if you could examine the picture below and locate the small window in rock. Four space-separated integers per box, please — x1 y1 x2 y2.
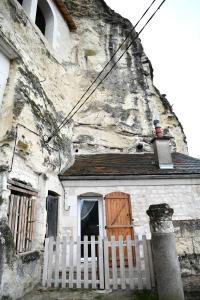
8 190 36 253
35 1 54 44
17 0 23 5
35 5 46 35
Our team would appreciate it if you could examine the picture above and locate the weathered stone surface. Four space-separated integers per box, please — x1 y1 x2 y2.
147 203 174 233
174 220 200 294
63 0 188 154
0 0 193 298
0 0 188 178
147 203 185 300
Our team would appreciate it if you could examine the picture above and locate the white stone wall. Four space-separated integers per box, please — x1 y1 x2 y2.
0 51 10 110
61 178 200 239
20 0 71 61
47 0 72 61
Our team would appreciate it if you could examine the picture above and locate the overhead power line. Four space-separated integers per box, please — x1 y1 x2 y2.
46 0 166 143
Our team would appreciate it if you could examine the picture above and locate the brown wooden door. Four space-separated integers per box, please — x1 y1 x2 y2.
105 192 134 265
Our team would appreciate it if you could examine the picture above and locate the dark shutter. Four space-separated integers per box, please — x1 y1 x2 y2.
46 195 58 238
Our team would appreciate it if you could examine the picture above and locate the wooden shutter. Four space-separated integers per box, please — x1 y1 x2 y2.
105 192 134 239
105 192 135 265
46 195 58 238
8 194 36 253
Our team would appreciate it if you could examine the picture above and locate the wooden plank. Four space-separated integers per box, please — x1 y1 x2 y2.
147 239 156 288
54 237 60 288
14 195 20 250
16 196 23 252
76 237 81 289
111 236 117 290
104 237 110 290
26 199 32 251
61 236 67 288
7 185 37 196
135 235 143 289
98 236 104 290
29 199 36 250
91 236 96 289
19 196 25 252
106 225 134 229
25 199 30 251
119 235 126 289
69 236 74 288
8 179 38 193
22 197 28 251
42 238 49 286
126 235 134 289
83 236 88 289
20 197 25 252
142 235 151 289
47 237 54 287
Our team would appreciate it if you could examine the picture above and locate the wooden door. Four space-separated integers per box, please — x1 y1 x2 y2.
46 195 58 238
105 192 134 265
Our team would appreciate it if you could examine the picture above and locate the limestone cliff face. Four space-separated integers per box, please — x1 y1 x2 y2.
0 0 187 180
64 0 187 154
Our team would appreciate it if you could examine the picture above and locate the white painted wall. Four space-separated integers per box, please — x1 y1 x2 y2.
0 51 10 109
62 178 200 239
21 0 72 61
47 0 71 61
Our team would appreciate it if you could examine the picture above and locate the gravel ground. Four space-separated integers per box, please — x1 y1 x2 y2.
19 288 158 300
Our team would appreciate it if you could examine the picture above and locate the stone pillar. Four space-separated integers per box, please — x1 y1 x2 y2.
33 173 48 250
147 203 185 300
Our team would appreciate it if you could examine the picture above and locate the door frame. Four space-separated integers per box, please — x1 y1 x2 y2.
77 196 104 238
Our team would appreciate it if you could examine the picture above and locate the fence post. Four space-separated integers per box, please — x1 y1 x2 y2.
147 203 185 300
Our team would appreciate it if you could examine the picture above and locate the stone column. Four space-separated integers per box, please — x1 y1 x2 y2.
147 203 185 300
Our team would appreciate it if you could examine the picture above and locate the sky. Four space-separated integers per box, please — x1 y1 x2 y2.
105 0 200 158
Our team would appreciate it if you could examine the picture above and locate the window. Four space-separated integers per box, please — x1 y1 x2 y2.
17 0 23 5
7 181 37 253
35 5 46 35
35 0 54 44
78 193 104 239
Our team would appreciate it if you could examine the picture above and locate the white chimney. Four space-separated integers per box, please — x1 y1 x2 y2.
151 120 174 169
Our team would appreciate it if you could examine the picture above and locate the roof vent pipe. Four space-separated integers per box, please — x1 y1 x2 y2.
151 120 174 169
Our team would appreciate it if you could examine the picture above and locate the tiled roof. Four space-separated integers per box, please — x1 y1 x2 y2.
60 152 200 179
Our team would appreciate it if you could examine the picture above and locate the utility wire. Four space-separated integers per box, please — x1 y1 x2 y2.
46 0 157 143
46 0 166 143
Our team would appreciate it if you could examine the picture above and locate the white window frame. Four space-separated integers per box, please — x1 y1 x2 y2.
19 0 55 45
77 196 104 238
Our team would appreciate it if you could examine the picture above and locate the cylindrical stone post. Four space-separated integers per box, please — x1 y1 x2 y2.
147 203 185 300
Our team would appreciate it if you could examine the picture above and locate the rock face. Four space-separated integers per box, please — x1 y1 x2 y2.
63 0 187 154
0 0 187 179
0 1 189 297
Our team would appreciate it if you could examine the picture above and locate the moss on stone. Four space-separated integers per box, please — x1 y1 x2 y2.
133 290 158 300
0 219 15 268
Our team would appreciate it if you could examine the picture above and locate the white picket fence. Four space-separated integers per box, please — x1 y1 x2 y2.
42 235 155 290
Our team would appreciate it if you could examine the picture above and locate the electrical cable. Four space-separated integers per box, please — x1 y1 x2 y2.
46 0 157 143
9 124 61 173
45 0 158 143
46 0 166 143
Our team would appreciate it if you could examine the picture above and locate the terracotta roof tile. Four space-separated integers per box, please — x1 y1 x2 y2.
60 152 200 178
